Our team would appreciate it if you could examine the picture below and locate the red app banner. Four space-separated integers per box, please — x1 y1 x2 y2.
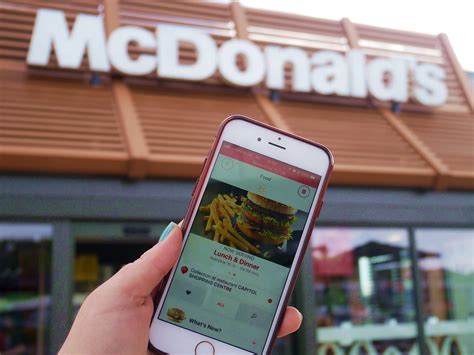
220 142 321 188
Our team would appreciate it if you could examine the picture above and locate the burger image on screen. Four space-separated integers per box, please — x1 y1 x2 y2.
166 308 186 323
236 192 297 246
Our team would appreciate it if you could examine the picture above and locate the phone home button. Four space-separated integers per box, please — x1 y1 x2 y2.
194 340 215 355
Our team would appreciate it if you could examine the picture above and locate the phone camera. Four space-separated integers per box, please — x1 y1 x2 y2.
278 137 282 141
257 137 262 142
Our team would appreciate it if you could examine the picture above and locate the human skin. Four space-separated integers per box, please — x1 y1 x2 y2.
60 223 302 354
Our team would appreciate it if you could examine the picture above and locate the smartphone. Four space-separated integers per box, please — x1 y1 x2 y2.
149 116 333 354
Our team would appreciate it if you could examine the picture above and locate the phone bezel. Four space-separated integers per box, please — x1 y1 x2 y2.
149 116 332 354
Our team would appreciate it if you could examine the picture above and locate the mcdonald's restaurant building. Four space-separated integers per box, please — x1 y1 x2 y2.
0 1 473 355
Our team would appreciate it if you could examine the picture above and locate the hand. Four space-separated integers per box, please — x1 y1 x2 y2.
60 222 302 354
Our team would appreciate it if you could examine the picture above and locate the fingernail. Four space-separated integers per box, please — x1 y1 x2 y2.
159 222 176 242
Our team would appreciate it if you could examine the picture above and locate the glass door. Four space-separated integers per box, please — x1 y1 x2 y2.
312 227 418 354
0 223 53 355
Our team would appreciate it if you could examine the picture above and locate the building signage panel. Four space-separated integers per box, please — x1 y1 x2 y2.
27 9 448 106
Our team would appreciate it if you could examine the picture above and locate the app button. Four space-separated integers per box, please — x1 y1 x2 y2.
173 279 206 306
236 303 271 327
298 185 310 198
221 158 234 170
166 307 186 323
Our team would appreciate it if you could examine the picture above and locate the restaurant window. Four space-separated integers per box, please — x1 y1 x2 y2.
0 223 53 355
312 227 418 354
416 229 474 355
72 222 164 311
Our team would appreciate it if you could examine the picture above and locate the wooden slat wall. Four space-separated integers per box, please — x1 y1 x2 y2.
0 1 472 190
0 68 128 174
399 111 474 188
129 84 268 177
274 100 435 187
246 8 346 39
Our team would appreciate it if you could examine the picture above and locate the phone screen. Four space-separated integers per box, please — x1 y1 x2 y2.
157 141 321 353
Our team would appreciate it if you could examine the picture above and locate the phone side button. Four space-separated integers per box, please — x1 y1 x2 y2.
191 178 200 197
198 158 207 177
192 157 207 197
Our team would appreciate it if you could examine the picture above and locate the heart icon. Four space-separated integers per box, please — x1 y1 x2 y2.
186 290 191 295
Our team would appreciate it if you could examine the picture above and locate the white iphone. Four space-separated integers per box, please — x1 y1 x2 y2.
149 116 333 354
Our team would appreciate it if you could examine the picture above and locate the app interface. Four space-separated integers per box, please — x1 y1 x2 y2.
158 142 321 354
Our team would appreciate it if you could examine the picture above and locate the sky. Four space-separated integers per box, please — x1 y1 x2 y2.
241 0 474 72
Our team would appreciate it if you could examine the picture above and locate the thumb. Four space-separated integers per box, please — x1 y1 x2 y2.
117 222 183 296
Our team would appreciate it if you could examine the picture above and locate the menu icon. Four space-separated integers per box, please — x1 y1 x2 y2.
298 185 310 198
221 157 234 170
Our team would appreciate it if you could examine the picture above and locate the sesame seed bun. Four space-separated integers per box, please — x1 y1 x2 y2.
247 192 297 215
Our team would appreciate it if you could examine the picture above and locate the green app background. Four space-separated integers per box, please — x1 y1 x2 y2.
160 235 288 352
158 148 319 353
